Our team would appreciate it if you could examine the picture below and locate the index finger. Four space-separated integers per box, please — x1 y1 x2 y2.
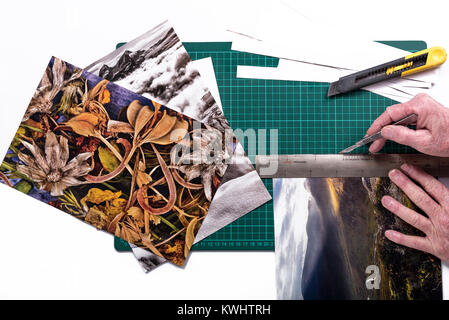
385 230 432 254
366 101 415 135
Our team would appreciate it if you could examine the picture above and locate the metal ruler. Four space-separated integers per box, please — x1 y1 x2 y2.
256 154 449 178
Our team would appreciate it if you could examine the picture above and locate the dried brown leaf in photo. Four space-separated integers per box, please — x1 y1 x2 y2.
1 57 228 267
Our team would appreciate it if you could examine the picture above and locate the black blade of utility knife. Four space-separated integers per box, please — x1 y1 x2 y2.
328 53 428 97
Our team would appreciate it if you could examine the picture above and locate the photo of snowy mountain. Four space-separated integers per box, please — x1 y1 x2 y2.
86 21 225 128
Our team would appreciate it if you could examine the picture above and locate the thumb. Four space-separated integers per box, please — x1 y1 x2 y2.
381 125 431 149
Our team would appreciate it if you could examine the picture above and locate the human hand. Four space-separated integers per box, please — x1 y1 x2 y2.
366 93 449 156
381 163 449 263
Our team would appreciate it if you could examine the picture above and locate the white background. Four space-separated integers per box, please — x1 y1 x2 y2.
0 0 448 299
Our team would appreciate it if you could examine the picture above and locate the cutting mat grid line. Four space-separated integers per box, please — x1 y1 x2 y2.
186 42 422 250
114 41 425 251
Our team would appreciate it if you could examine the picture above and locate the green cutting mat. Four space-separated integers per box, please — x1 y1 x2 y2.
114 40 426 252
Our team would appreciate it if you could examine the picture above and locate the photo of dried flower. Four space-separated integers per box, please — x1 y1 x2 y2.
0 57 229 266
274 178 442 300
85 20 271 271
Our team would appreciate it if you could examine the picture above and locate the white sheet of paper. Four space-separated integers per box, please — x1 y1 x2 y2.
229 0 437 85
234 36 439 101
427 40 449 107
232 0 393 68
231 35 437 84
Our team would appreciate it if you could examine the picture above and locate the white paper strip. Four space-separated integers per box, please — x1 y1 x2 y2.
232 36 436 85
236 65 412 102
228 0 437 85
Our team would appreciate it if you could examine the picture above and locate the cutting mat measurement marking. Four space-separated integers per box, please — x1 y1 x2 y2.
187 41 425 251
114 41 426 252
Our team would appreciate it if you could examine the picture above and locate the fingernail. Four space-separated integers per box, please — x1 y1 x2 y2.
401 163 410 172
385 230 397 241
382 196 394 208
382 126 394 139
369 139 381 153
369 140 377 152
389 169 400 180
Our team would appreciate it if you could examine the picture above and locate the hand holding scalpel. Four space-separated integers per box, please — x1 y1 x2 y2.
339 113 418 154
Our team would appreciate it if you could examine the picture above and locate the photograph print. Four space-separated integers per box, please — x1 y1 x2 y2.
85 20 271 271
274 177 442 300
0 57 231 266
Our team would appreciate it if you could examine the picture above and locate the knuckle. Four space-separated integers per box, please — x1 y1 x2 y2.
415 93 431 106
370 120 381 131
425 179 449 204
386 106 395 116
397 128 409 143
439 214 449 231
432 182 446 198
412 93 429 111
409 213 421 228
415 193 432 208
422 196 435 209
415 93 429 101
409 237 419 249
423 178 439 193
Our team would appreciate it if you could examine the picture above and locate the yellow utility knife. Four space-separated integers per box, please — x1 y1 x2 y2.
328 46 447 96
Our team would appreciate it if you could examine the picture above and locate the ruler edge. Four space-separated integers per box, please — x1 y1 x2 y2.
256 154 449 178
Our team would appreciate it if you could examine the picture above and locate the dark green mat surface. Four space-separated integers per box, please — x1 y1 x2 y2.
114 41 426 252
